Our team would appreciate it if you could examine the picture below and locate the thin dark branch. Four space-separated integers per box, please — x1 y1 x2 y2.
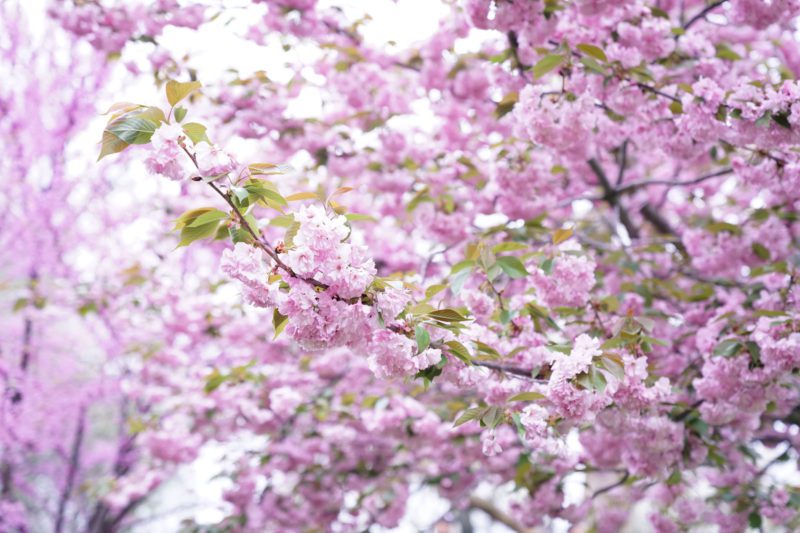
473 360 547 383
616 168 733 195
636 82 680 103
640 203 676 236
182 145 329 292
683 1 728 30
507 31 531 81
588 158 640 239
592 472 629 498
672 399 705 422
469 495 532 533
616 140 629 187
54 405 87 533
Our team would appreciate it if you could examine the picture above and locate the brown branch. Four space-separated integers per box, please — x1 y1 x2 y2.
683 1 728 30
469 495 534 533
54 405 87 533
616 139 629 186
507 31 531 80
473 360 547 383
616 168 733 195
182 145 328 292
639 203 676 236
591 472 629 498
635 82 680 103
588 158 640 239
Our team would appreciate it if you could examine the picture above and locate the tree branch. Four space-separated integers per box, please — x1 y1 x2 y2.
469 495 533 533
182 145 329 292
54 405 87 533
683 1 728 30
591 472 629 498
473 360 548 383
616 168 733 195
588 158 640 239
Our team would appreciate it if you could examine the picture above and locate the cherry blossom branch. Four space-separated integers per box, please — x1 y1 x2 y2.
468 495 534 533
473 360 548 383
616 168 733 195
182 145 329 292
54 404 87 533
588 158 640 239
635 83 680 103
591 471 629 498
683 1 728 30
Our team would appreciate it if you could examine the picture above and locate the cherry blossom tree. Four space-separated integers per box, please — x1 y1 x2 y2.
4 0 800 531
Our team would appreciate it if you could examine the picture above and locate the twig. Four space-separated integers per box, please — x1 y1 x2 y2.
616 168 733 195
683 1 728 30
616 140 629 186
469 495 533 533
591 472 629 498
639 203 676 236
54 405 87 533
588 158 640 239
635 83 680 103
182 145 329 292
473 360 547 383
672 399 705 422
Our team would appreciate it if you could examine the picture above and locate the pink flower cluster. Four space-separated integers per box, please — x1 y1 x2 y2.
144 123 193 181
530 253 596 308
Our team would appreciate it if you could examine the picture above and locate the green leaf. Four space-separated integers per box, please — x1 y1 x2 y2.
492 242 528 253
107 117 157 145
204 370 225 394
166 80 201 107
428 309 469 322
580 56 606 75
173 106 187 123
454 407 484 427
474 341 501 359
273 308 288 339
589 367 607 392
540 257 554 275
706 221 741 235
552 227 573 245
187 209 228 228
481 406 503 429
182 122 210 145
345 213 375 222
772 112 791 129
13 298 28 312
669 100 683 115
598 354 625 380
533 54 566 79
284 221 301 248
245 180 288 209
713 339 743 357
445 340 472 364
496 256 529 279
508 392 545 402
415 325 430 352
715 43 742 61
286 191 319 202
751 242 771 261
425 284 447 299
450 266 472 296
576 43 607 62
174 207 217 230
178 221 221 247
97 130 128 161
495 91 519 119
666 470 682 486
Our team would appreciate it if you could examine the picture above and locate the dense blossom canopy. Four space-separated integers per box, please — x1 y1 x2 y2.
3 0 800 531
